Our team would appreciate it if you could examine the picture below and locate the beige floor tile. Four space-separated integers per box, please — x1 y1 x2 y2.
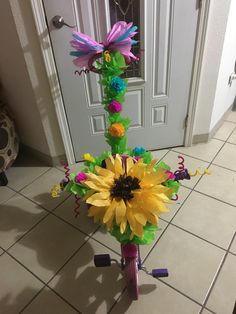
56 161 84 174
151 149 169 161
160 186 191 222
230 236 236 255
213 142 236 171
225 110 236 123
0 254 43 314
206 253 236 314
162 151 209 189
9 215 87 282
54 195 99 235
92 226 121 254
213 121 235 141
172 139 224 162
195 164 236 206
140 219 168 259
0 186 16 204
49 238 124 314
22 287 78 314
0 194 47 249
21 168 68 211
6 166 50 191
145 225 224 303
227 128 236 144
91 219 168 261
201 310 213 314
110 271 201 314
172 191 236 249
0 248 4 255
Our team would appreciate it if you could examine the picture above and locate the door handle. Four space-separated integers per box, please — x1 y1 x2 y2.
52 15 75 29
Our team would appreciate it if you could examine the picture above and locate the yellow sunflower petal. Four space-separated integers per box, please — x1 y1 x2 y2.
126 157 135 174
127 208 144 238
115 198 127 224
105 155 115 172
95 166 114 179
134 212 147 226
88 205 106 222
84 180 109 192
140 169 168 187
120 217 127 234
86 191 111 207
145 212 159 225
114 155 124 178
103 198 117 223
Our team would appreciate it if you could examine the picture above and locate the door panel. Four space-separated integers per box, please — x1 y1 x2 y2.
43 0 198 161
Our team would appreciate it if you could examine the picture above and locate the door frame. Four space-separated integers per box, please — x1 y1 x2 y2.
31 0 210 164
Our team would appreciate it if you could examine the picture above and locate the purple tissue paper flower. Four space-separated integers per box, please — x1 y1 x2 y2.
108 101 122 113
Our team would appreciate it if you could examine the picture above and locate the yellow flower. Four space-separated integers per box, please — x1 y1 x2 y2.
83 153 95 163
83 155 172 238
108 123 125 137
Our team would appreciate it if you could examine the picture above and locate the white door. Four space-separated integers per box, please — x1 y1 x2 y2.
43 0 198 161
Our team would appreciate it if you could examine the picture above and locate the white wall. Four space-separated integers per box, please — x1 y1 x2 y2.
193 0 232 136
210 0 236 129
0 0 64 159
0 0 49 154
193 0 236 137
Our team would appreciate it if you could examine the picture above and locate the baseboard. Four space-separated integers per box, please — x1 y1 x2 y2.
21 144 66 166
192 104 234 144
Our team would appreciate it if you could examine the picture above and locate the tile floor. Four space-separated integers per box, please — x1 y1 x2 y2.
1 111 236 314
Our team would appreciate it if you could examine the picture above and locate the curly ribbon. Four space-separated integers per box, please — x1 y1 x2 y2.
51 184 61 198
178 155 185 171
61 161 70 180
189 169 211 177
171 194 179 201
74 69 90 76
104 50 111 62
74 195 81 218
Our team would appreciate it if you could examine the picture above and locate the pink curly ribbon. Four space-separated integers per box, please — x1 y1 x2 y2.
61 161 70 180
178 155 185 171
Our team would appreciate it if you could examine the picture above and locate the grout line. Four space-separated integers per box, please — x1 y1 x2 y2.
107 286 128 314
169 223 226 252
211 162 236 173
6 250 47 285
199 231 236 314
44 286 82 313
156 277 204 308
5 212 51 252
19 285 46 313
193 188 236 208
165 149 212 165
210 124 236 164
7 167 52 194
142 186 196 264
3 191 71 253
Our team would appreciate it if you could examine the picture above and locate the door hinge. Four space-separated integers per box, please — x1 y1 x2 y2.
184 114 189 128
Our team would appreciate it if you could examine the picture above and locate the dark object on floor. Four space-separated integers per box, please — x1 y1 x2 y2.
0 171 8 186
233 301 236 314
0 102 19 185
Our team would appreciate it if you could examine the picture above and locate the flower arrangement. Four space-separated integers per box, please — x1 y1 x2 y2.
52 21 208 245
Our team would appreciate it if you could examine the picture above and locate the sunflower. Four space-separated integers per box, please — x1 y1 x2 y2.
83 155 173 238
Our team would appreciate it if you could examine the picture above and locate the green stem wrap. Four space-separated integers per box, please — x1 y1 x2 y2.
99 51 131 154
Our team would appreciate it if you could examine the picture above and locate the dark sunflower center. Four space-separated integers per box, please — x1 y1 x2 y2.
110 175 140 200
